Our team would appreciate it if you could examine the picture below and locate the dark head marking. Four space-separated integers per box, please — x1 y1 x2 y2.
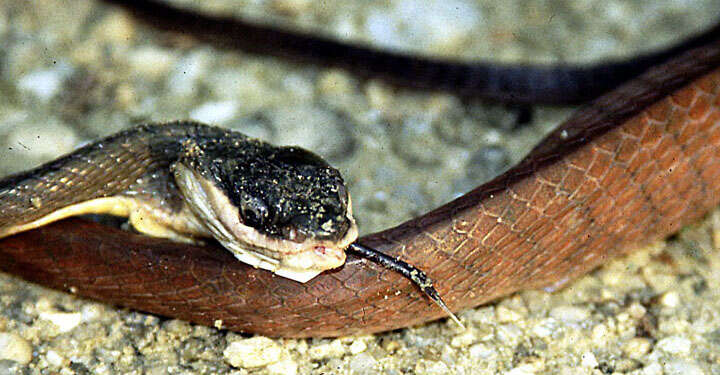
180 130 351 242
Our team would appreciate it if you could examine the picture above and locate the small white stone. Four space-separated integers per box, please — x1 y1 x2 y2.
580 352 598 368
128 47 176 77
223 337 282 368
348 352 377 374
627 302 647 319
308 339 345 360
317 70 354 96
496 324 523 346
365 0 481 52
266 358 298 375
496 306 523 322
639 362 664 375
663 360 704 375
0 332 32 364
659 291 680 308
469 343 498 359
531 318 558 338
270 0 311 15
656 336 691 356
591 324 610 345
549 305 591 323
80 304 103 322
504 363 540 375
17 64 72 101
39 311 82 333
450 328 478 348
190 101 239 124
348 339 367 354
622 337 652 359
414 359 450 375
295 340 308 354
163 320 192 336
45 350 65 367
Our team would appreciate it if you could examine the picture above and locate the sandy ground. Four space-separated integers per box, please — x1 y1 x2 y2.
1 0 720 373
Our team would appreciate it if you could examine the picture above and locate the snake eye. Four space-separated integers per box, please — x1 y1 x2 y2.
239 194 270 228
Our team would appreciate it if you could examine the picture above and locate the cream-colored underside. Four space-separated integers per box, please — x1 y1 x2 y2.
0 197 209 242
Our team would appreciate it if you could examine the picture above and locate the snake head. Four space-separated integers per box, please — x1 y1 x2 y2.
172 132 358 283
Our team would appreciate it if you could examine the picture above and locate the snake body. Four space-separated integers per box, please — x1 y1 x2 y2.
2 3 720 338
0 122 358 283
2 38 720 337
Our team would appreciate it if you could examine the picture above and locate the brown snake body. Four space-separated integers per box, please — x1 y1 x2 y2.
2 37 720 337
3 3 720 337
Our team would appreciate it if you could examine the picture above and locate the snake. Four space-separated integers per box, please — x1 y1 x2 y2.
2 1 720 338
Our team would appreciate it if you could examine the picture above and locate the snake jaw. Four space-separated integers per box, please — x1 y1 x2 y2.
172 162 358 282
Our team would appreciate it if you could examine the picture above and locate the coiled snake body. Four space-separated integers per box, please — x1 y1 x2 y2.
2 1 720 337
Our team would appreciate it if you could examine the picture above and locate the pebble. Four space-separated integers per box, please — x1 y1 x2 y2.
642 268 678 292
663 360 704 375
190 100 239 124
270 0 311 15
549 305 591 323
0 332 32 364
450 328 478 348
317 70 354 97
465 146 511 183
163 319 192 337
591 324 611 345
45 350 66 367
414 359 450 375
622 337 652 359
637 362 664 375
348 339 368 354
531 318 558 338
17 64 73 101
95 12 135 45
365 0 481 52
223 337 283 368
580 352 598 368
39 311 83 334
308 339 345 360
627 303 647 319
468 307 496 324
495 324 523 347
659 291 681 308
504 362 542 375
468 343 498 360
655 336 691 356
266 358 298 375
496 305 524 323
128 47 177 78
380 339 401 353
364 11 406 51
392 115 443 165
348 352 377 374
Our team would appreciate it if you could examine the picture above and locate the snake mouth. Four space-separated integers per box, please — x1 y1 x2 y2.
173 163 358 282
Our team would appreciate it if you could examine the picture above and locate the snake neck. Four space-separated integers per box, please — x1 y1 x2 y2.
0 122 229 239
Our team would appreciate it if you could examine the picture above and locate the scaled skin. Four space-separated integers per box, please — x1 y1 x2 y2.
0 122 358 282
